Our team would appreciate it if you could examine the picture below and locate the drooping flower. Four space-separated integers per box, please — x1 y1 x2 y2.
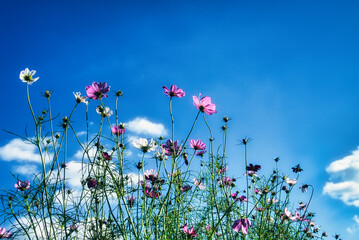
73 92 88 104
133 138 157 153
162 85 185 98
297 202 308 211
193 178 206 190
181 224 197 237
144 169 159 182
19 68 39 84
292 164 303 173
180 185 192 192
232 218 251 234
87 178 97 189
299 184 309 193
195 150 206 157
0 227 11 239
193 93 217 115
162 139 181 156
126 195 136 208
96 106 113 117
85 82 110 100
189 139 206 151
111 124 125 136
15 180 30 191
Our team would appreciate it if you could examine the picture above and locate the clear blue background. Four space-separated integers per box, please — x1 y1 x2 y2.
1 0 359 238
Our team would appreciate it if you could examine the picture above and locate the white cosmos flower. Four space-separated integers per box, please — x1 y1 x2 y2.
286 178 297 186
73 92 88 104
96 106 113 117
193 178 205 190
132 138 157 153
19 68 39 84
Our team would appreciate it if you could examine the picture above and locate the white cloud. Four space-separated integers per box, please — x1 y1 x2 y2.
323 147 359 207
347 215 359 233
126 117 167 137
13 164 39 176
0 138 41 163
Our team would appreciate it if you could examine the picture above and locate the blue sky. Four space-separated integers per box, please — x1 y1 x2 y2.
1 0 359 238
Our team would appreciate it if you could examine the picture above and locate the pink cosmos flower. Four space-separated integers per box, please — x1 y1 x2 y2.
112 124 125 136
15 180 30 191
0 227 11 239
85 82 110 100
218 177 235 188
144 189 161 198
232 218 251 234
102 152 112 161
69 224 79 233
195 150 207 157
193 94 217 115
216 166 228 174
162 85 185 98
182 224 197 237
189 139 206 151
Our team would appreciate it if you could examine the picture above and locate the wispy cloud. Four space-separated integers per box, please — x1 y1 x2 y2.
0 138 41 163
347 215 359 233
126 117 167 137
323 147 359 207
13 164 39 176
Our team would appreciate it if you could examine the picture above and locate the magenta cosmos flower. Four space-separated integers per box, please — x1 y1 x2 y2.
0 227 11 239
189 139 206 151
112 124 125 136
162 139 181 156
182 224 197 237
232 218 251 234
193 93 217 115
162 85 185 98
85 82 110 100
15 180 30 191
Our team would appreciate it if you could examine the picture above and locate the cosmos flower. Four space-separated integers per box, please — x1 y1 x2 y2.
102 152 112 161
246 164 261 172
162 85 185 98
232 218 251 234
96 106 113 117
182 224 197 237
195 150 206 157
189 139 206 150
73 92 88 104
0 227 11 239
216 166 228 174
15 180 30 191
218 177 236 188
133 138 157 153
19 68 39 84
144 189 161 198
299 184 309 193
180 185 192 192
162 139 181 156
292 164 303 173
286 178 297 186
193 94 217 115
87 178 97 189
111 124 125 136
193 178 206 190
144 169 159 182
126 195 136 208
85 82 110 100
69 224 79 233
